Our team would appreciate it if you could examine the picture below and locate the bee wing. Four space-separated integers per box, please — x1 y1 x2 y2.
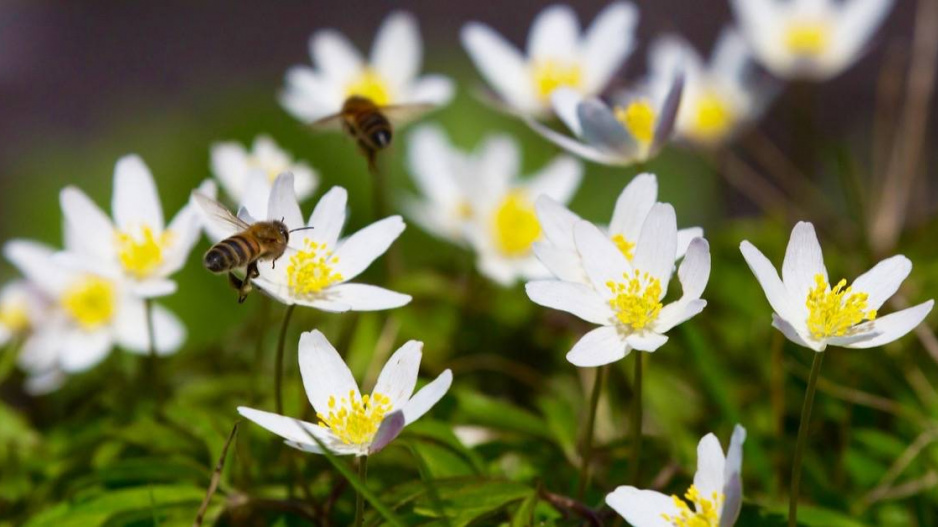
192 191 251 232
308 112 346 131
381 103 436 126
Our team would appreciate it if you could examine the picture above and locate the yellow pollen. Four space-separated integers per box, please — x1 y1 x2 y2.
116 226 173 279
806 274 877 340
606 270 663 331
661 485 723 527
785 22 830 56
317 390 392 446
0 300 30 333
531 59 583 101
286 239 344 297
492 191 541 257
61 276 116 330
689 92 734 143
614 100 658 145
611 234 636 261
345 68 392 106
247 155 289 183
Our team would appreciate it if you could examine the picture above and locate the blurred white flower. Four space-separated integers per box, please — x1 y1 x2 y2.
527 76 683 165
239 329 452 457
740 221 934 352
460 137 583 286
607 425 746 527
211 135 319 207
461 2 638 117
59 155 209 298
534 173 702 284
526 204 710 367
281 11 454 123
730 0 895 81
0 280 47 348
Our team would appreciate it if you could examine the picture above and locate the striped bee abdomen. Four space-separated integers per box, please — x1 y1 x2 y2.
357 111 392 150
204 235 260 273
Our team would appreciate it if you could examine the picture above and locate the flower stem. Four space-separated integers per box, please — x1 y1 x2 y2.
629 351 644 485
576 366 605 499
789 351 825 527
274 304 296 415
368 161 399 279
144 298 159 402
355 455 368 527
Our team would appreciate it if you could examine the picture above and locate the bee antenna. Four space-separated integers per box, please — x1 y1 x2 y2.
289 226 316 233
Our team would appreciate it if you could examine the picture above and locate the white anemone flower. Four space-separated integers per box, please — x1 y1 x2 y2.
534 173 702 284
740 221 934 352
730 0 895 81
59 155 208 298
0 280 47 348
211 135 319 206
3 240 185 376
281 11 454 123
607 425 747 527
460 137 583 286
461 2 638 117
526 204 710 367
238 330 452 457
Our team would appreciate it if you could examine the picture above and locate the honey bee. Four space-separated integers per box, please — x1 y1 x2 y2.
312 96 433 170
193 193 311 303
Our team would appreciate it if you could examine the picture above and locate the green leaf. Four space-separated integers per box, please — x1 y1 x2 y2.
24 484 204 527
453 390 550 439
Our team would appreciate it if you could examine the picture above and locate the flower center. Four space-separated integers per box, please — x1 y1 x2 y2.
116 226 173 279
806 274 877 340
689 92 734 142
615 100 657 145
0 300 30 333
286 239 344 297
785 22 830 57
61 276 116 330
317 390 392 446
606 270 663 331
661 485 723 527
611 234 636 261
531 59 583 102
247 155 289 183
345 68 392 107
492 191 541 257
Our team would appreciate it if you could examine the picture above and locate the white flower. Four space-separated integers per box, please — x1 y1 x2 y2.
534 173 703 284
461 2 638 117
281 11 454 123
211 135 319 206
730 0 895 81
0 280 47 348
526 204 710 367
606 425 746 527
3 240 185 377
645 28 772 146
740 221 934 352
59 154 208 298
526 75 683 166
460 137 583 286
238 329 452 457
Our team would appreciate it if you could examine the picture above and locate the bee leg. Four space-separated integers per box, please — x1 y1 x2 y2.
228 272 244 290
235 262 260 304
247 262 260 279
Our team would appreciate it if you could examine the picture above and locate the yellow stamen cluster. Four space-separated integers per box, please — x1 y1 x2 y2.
606 270 663 330
531 59 583 101
345 68 392 106
492 191 541 257
661 485 723 527
61 276 116 330
0 300 30 333
806 274 877 340
785 23 830 56
317 390 392 446
611 234 636 261
615 100 658 145
287 239 344 297
690 92 734 143
116 226 173 279
247 156 289 183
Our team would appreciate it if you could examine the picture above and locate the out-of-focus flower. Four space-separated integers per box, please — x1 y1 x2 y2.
211 135 319 207
534 173 702 284
461 2 638 117
460 137 583 286
645 29 771 146
607 425 747 526
526 204 710 367
281 11 454 123
730 0 895 81
0 280 46 348
197 174 411 312
239 330 452 457
526 75 683 165
59 155 208 298
3 240 185 376
740 221 934 352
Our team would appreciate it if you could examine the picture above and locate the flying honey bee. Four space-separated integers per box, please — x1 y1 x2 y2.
312 96 434 170
192 193 312 303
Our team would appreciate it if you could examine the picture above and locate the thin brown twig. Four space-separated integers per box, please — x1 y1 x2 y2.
858 428 938 511
539 488 602 527
194 423 240 527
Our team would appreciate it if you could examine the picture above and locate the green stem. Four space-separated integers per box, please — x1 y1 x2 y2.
144 298 159 402
789 352 825 527
355 456 368 527
630 351 644 485
274 304 297 415
577 366 605 499
368 162 399 279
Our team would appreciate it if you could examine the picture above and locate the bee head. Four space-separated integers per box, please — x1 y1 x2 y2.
275 219 290 243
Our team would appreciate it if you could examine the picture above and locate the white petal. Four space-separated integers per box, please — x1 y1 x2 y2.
525 115 634 166
370 411 406 454
60 187 116 262
532 243 587 284
721 425 747 527
298 330 361 416
162 187 210 276
566 325 629 367
694 433 727 506
581 1 639 93
535 195 581 251
606 486 681 526
574 221 631 297
577 99 639 157
407 125 460 203
834 0 895 66
333 216 405 281
372 341 422 411
524 155 583 206
238 406 333 446
267 173 304 229
372 11 422 89
280 66 343 123
772 313 818 351
527 4 579 62
782 222 828 309
240 173 272 220
676 237 710 300
676 227 704 259
60 329 112 373
3 240 71 295
739 241 801 326
474 134 520 201
843 301 935 349
327 283 412 311
525 280 613 325
626 331 668 352
461 23 534 112
654 298 707 334
552 88 586 136
711 27 751 83
310 29 363 82
403 369 452 425
609 173 657 242
113 154 164 231
115 298 185 356
632 203 678 294
850 255 911 312
308 186 348 248
210 141 249 201
408 75 455 106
